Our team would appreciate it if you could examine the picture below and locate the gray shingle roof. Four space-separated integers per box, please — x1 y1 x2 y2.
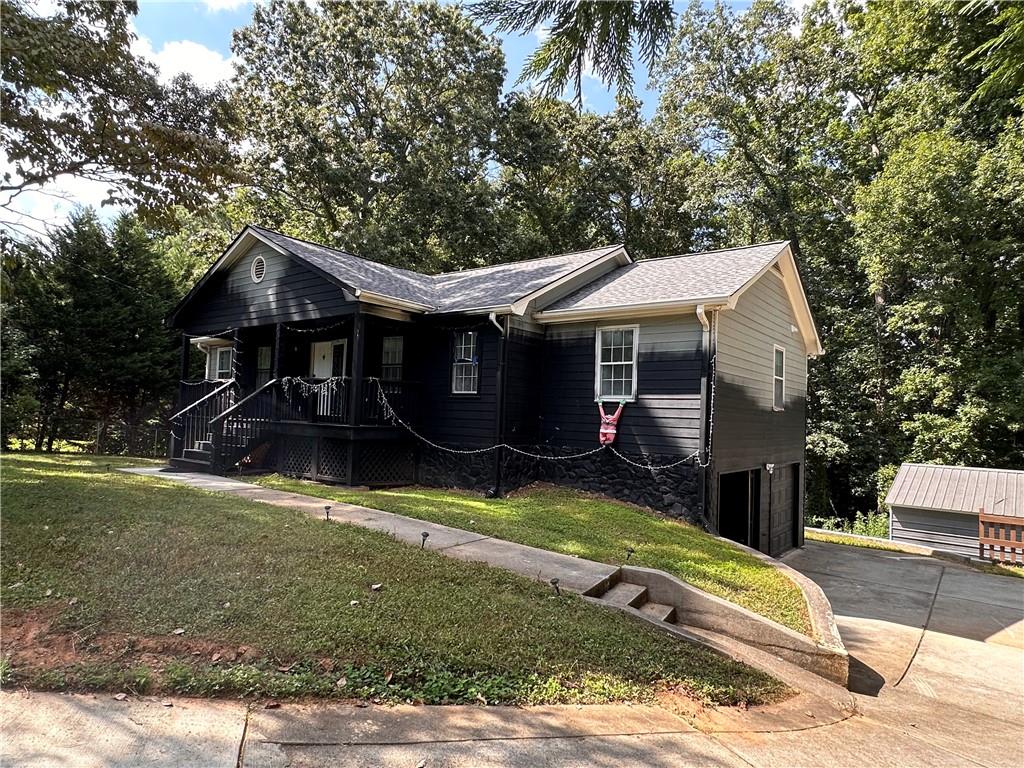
430 246 623 312
251 227 621 314
884 463 1024 518
251 227 437 307
542 241 789 313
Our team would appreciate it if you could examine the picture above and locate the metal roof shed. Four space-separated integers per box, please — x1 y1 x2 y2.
884 463 1024 557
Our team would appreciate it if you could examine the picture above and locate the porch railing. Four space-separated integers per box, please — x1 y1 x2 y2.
361 378 417 425
210 378 278 471
171 375 418 465
279 377 350 424
170 379 238 459
177 379 224 411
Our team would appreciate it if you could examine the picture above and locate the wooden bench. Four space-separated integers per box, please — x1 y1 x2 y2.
978 508 1024 563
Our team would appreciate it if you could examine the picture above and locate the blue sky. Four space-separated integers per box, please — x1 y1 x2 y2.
10 0 793 234
131 0 660 115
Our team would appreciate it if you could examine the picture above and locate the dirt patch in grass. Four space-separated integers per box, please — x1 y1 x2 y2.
4 604 263 677
1 453 790 707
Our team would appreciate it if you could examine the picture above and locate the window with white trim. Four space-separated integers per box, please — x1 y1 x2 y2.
595 326 638 401
773 345 785 411
382 336 403 381
215 347 234 380
451 331 478 394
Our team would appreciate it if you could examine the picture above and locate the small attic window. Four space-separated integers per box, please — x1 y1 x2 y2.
250 255 266 283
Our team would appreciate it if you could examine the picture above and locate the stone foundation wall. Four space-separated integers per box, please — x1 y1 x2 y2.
417 443 703 523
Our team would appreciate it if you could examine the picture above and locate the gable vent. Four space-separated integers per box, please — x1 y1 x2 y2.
250 255 266 283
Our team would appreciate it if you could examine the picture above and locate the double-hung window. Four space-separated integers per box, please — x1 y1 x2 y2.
595 326 638 401
451 331 478 394
773 345 786 411
214 347 234 380
382 336 404 381
256 346 272 385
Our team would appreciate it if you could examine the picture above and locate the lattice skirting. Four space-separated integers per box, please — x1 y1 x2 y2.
279 435 350 483
354 443 415 486
278 436 414 487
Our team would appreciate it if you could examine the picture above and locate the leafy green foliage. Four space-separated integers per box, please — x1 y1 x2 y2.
0 454 785 706
4 211 178 453
254 476 812 635
231 0 505 272
0 0 237 232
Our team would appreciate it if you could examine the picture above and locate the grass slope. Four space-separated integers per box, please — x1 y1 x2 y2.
254 477 812 635
0 454 784 706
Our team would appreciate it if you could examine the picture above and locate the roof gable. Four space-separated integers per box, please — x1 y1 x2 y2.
534 241 822 356
169 226 626 323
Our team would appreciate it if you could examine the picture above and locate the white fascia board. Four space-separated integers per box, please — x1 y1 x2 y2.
353 289 433 313
534 297 730 324
510 246 631 316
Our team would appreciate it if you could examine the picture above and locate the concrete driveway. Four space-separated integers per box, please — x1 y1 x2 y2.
784 540 1024 766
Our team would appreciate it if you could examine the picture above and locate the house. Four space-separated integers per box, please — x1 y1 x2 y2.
167 225 822 556
885 463 1024 559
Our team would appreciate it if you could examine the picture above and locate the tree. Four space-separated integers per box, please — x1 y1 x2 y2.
1 0 238 235
493 94 700 262
231 0 505 272
960 0 1024 105
6 210 178 453
472 0 674 105
854 126 1024 468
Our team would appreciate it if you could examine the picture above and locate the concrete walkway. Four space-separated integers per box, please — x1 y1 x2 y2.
120 468 619 594
6 469 1018 766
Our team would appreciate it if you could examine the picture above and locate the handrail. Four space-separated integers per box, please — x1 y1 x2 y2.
210 378 279 425
171 378 236 420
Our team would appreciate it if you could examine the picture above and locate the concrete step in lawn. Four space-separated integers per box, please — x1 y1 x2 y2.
119 466 852 699
600 582 648 608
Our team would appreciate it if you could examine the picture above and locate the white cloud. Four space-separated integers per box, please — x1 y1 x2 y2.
132 33 235 87
201 0 250 11
533 24 550 44
1 169 125 241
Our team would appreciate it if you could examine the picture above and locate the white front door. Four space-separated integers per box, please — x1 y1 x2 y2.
310 340 347 379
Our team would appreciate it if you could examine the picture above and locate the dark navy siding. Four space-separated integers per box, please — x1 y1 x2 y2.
417 321 500 447
539 317 703 454
504 324 544 444
176 243 353 334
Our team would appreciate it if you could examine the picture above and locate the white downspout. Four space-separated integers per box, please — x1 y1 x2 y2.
488 311 505 336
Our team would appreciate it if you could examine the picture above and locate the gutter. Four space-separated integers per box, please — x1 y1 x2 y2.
353 289 434 313
534 297 731 323
697 305 717 534
490 312 509 498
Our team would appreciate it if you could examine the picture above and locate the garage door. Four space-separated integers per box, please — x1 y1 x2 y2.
769 463 799 556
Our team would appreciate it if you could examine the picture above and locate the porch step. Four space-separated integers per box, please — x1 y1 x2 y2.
600 582 648 608
182 448 212 463
169 457 214 472
638 601 677 623
195 440 213 452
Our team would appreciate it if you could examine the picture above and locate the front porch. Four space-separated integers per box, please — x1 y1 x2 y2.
169 310 420 486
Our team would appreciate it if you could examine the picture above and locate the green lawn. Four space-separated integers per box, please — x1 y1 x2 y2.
254 476 812 635
0 454 785 706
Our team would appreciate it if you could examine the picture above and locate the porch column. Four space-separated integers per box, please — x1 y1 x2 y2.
177 334 190 408
272 323 283 418
348 310 365 427
347 310 366 485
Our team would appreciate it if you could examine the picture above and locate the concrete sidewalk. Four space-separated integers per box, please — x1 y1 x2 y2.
121 468 618 594
2 686 1003 768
